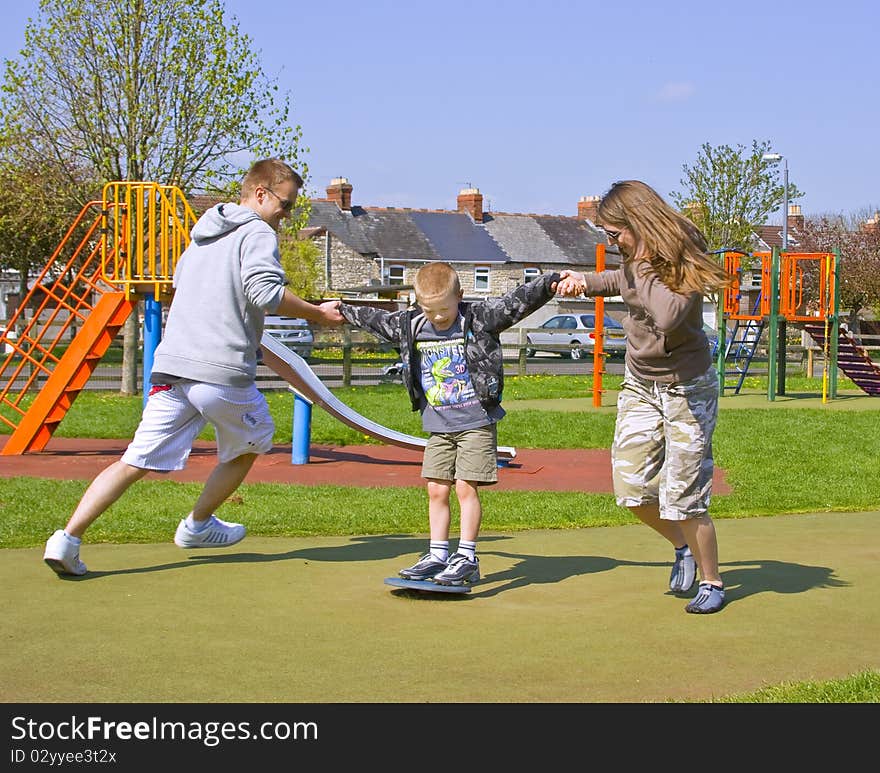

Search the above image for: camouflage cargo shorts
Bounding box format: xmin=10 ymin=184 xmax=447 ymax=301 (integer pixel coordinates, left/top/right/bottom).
xmin=611 ymin=365 xmax=719 ymax=520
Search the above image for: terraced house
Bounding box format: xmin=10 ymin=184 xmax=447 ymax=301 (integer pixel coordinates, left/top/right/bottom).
xmin=302 ymin=178 xmax=621 ymax=316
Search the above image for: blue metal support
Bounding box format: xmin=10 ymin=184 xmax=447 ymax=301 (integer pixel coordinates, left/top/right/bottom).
xmin=142 ymin=294 xmax=162 ymax=408
xmin=291 ymin=389 xmax=313 ymax=465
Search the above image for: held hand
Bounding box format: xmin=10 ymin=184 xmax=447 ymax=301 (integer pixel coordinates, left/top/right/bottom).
xmin=556 ymin=270 xmax=586 ymax=297
xmin=317 ymin=300 xmax=344 ymax=327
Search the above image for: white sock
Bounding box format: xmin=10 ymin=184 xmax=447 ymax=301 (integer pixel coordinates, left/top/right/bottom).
xmin=186 ymin=514 xmax=211 ymax=532
xmin=63 ymin=531 xmax=81 ymax=545
xmin=429 ymin=541 xmax=449 ymax=562
xmin=457 ymin=540 xmax=477 ymax=561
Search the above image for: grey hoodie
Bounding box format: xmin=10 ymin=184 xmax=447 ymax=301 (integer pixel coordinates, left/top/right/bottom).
xmin=150 ymin=203 xmax=287 ymax=386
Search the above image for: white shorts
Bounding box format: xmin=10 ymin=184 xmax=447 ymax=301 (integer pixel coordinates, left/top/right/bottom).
xmin=121 ymin=381 xmax=275 ymax=471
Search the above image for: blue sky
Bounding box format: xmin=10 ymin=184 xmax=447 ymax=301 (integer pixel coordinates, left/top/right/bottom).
xmin=2 ymin=0 xmax=878 ymax=223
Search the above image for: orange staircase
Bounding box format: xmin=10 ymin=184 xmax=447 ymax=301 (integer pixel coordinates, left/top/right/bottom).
xmin=2 ymin=293 xmax=136 ymax=453
xmin=0 ymin=183 xmax=195 ymax=454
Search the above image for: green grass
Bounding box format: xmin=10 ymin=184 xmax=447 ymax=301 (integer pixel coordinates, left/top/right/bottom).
xmin=707 ymin=668 xmax=880 ymax=703
xmin=4 ymin=374 xmax=879 ymax=548
xmin=2 ymin=374 xmax=878 ymax=702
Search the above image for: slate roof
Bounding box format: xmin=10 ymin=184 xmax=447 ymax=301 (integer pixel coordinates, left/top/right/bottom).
xmin=360 ymin=209 xmax=441 ymax=262
xmin=482 ymin=214 xmax=569 ymax=264
xmin=533 ymin=215 xmax=615 ymax=266
xmin=308 ymin=201 xmax=377 ymax=255
xmin=408 ymin=210 xmax=508 ymax=263
xmin=187 ymin=189 xmax=620 ymax=269
xmin=309 ymin=202 xmax=619 ymax=269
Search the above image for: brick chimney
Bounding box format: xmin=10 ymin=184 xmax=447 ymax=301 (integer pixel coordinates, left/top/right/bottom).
xmin=786 ymin=203 xmax=804 ymax=233
xmin=457 ymin=187 xmax=483 ymax=222
xmin=326 ymin=177 xmax=353 ymax=211
xmin=577 ymin=195 xmax=600 ymax=222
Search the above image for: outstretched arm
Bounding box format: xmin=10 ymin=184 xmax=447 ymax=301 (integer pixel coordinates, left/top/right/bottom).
xmin=557 ymin=269 xmax=623 ymax=298
xmin=339 ymin=303 xmax=405 ymax=345
xmin=276 ymin=290 xmax=344 ymax=327
xmin=479 ymin=272 xmax=561 ymax=332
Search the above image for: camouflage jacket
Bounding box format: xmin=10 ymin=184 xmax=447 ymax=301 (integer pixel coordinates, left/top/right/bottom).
xmin=340 ymin=272 xmax=560 ymax=412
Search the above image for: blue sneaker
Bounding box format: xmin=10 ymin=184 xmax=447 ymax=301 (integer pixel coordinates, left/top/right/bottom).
xmin=685 ymin=582 xmax=725 ymax=614
xmin=669 ymin=545 xmax=696 ymax=594
xmin=433 ymin=553 xmax=480 ymax=586
xmin=399 ymin=553 xmax=448 ymax=581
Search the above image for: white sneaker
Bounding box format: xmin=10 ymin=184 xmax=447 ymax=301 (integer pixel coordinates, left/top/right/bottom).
xmin=43 ymin=530 xmax=87 ymax=576
xmin=174 ymin=515 xmax=246 ymax=549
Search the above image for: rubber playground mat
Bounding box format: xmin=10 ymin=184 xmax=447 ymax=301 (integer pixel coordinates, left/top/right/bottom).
xmin=2 ymin=509 xmax=877 ymax=703
xmin=0 ymin=437 xmax=731 ymax=493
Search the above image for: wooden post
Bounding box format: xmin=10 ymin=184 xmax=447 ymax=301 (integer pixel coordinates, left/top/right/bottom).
xmin=342 ymin=326 xmax=352 ymax=387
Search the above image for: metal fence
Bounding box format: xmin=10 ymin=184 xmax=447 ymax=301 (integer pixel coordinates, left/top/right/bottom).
xmin=6 ymin=325 xmax=877 ymax=394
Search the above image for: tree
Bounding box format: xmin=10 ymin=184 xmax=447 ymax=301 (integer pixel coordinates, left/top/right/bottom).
xmin=1 ymin=0 xmax=308 ymax=392
xmin=672 ymin=140 xmax=803 ymax=252
xmin=279 ymin=235 xmax=323 ymax=301
xmin=797 ymin=209 xmax=880 ymax=334
xmin=0 ymin=150 xmax=97 ymax=331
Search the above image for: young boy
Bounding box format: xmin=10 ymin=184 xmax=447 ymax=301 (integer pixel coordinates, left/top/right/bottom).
xmin=340 ymin=262 xmax=559 ymax=586
xmin=42 ymin=158 xmax=343 ymax=576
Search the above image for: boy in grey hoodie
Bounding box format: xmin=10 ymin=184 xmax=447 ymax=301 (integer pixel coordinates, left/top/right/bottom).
xmin=43 ymin=159 xmax=343 ymax=576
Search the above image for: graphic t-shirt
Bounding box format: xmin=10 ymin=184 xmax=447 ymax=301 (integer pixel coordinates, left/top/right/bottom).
xmin=416 ymin=316 xmax=503 ymax=433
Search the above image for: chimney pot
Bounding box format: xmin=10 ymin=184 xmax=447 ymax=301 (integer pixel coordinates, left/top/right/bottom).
xmin=326 ymin=177 xmax=353 ymax=211
xmin=787 ymin=203 xmax=804 ymax=232
xmin=578 ymin=195 xmax=600 ymax=222
xmin=457 ymin=187 xmax=483 ymax=222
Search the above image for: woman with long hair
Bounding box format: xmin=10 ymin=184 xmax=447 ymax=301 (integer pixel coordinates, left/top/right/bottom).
xmin=559 ymin=180 xmax=731 ymax=613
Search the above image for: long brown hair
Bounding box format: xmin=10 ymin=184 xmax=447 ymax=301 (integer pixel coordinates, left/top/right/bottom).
xmin=598 ymin=180 xmax=731 ymax=294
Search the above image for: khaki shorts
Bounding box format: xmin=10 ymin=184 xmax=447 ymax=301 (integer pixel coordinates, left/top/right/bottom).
xmin=611 ymin=365 xmax=718 ymax=520
xmin=122 ymin=381 xmax=275 ymax=471
xmin=421 ymin=425 xmax=498 ymax=485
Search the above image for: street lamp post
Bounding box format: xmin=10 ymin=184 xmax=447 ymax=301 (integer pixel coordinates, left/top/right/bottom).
xmin=762 ymin=152 xmax=788 ymax=250
xmin=762 ymin=152 xmax=790 ymax=396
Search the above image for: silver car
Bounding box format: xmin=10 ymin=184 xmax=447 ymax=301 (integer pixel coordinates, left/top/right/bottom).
xmin=525 ymin=313 xmax=626 ymax=360
xmin=263 ymin=316 xmax=314 ymax=358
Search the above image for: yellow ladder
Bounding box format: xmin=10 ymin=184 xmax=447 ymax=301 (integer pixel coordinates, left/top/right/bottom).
xmin=0 ymin=183 xmax=196 ymax=454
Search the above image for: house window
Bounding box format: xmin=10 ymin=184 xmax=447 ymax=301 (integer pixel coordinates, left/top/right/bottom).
xmin=523 ymin=267 xmax=540 ymax=284
xmin=387 ymin=265 xmax=405 ymax=286
xmin=474 ymin=266 xmax=490 ymax=292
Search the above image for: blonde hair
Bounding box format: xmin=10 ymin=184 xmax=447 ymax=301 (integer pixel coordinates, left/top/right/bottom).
xmin=240 ymin=158 xmax=304 ymax=199
xmin=413 ymin=261 xmax=462 ymax=301
xmin=598 ymin=180 xmax=731 ymax=294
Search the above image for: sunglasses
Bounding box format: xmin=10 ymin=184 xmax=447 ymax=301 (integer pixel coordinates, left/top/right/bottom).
xmin=604 ymin=226 xmax=622 ymax=241
xmin=264 ymin=187 xmax=294 ymax=212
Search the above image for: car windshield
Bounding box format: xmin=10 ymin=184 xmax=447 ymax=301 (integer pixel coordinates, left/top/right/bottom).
xmin=579 ymin=315 xmax=623 ymax=329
